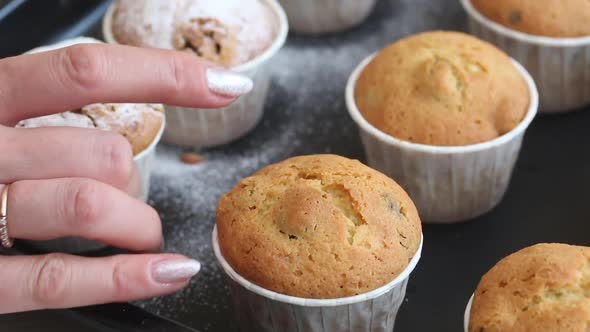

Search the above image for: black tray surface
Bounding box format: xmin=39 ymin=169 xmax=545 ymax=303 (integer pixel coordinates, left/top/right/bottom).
xmin=0 ymin=303 xmax=199 ymax=332
xmin=0 ymin=0 xmax=109 ymax=57
xmin=3 ymin=0 xmax=590 ymax=331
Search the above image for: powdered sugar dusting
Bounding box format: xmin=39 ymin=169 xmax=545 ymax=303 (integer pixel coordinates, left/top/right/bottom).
xmin=111 ymin=0 xmax=185 ymax=50
xmin=183 ymin=0 xmax=276 ymax=63
xmin=16 ymin=101 xmax=164 ymax=158
xmin=87 ymin=103 xmax=164 ymax=130
xmin=112 ymin=0 xmax=276 ymax=66
xmin=16 ymin=112 xmax=95 ymax=129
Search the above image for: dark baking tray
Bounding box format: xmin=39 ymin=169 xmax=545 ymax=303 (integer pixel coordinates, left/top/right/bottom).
xmin=0 ymin=303 xmax=199 ymax=332
xmin=3 ymin=0 xmax=590 ymax=331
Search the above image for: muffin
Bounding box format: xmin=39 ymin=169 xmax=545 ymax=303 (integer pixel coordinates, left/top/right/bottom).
xmin=347 ymin=31 xmax=538 ymax=223
xmin=110 ymin=0 xmax=276 ymax=67
xmin=16 ymin=103 xmax=164 ymax=253
xmin=470 ymin=0 xmax=590 ymax=38
xmin=461 ymin=0 xmax=590 ymax=112
xmin=103 ymin=0 xmax=288 ymax=148
xmin=214 ymin=154 xmax=423 ymax=331
xmin=17 ymin=103 xmax=164 ymax=158
xmin=355 ymin=31 xmax=529 ymax=147
xmin=278 ymin=0 xmax=377 ymax=34
xmin=467 ymin=243 xmax=590 ymax=332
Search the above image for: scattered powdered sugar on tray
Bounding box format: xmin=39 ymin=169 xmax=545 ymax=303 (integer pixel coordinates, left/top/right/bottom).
xmin=135 ymin=0 xmax=465 ymax=330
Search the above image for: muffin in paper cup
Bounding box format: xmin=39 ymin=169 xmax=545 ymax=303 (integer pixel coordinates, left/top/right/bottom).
xmin=213 ymin=154 xmax=423 ymax=332
xmin=460 ymin=0 xmax=590 ymax=113
xmin=278 ymin=0 xmax=376 ymax=34
xmin=162 ymin=64 xmax=271 ymax=148
xmin=346 ymin=50 xmax=539 ymax=223
xmin=213 ymin=227 xmax=423 ymax=332
xmin=102 ymin=0 xmax=289 ymax=148
xmin=464 ymin=243 xmax=590 ymax=331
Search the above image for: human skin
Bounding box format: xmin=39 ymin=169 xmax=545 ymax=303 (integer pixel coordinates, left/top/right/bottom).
xmin=0 ymin=43 xmax=251 ymax=313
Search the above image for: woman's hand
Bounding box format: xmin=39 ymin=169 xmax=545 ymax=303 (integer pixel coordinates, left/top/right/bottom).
xmin=0 ymin=43 xmax=252 ymax=313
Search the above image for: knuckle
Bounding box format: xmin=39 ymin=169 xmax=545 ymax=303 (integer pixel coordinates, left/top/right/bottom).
xmin=64 ymin=179 xmax=102 ymax=229
xmin=162 ymin=54 xmax=187 ymax=97
xmin=61 ymin=44 xmax=105 ymax=91
xmin=31 ymin=254 xmax=70 ymax=306
xmin=111 ymin=261 xmax=134 ymax=296
xmin=101 ymin=132 xmax=133 ymax=185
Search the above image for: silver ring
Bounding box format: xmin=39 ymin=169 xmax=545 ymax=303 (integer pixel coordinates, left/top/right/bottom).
xmin=0 ymin=185 xmax=14 ymax=248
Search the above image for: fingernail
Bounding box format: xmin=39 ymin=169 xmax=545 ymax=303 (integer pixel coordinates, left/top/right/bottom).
xmin=152 ymin=258 xmax=201 ymax=284
xmin=206 ymin=68 xmax=253 ymax=97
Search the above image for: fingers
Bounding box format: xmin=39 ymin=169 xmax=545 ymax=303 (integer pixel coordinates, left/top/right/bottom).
xmin=0 ymin=126 xmax=136 ymax=192
xmin=0 ymin=44 xmax=251 ymax=125
xmin=4 ymin=178 xmax=162 ymax=252
xmin=0 ymin=253 xmax=201 ymax=313
xmin=126 ymin=163 xmax=142 ymax=199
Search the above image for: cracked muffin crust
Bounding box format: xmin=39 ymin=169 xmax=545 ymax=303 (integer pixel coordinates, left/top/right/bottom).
xmin=355 ymin=31 xmax=529 ymax=146
xmin=111 ymin=0 xmax=276 ymax=67
xmin=470 ymin=0 xmax=590 ymax=38
xmin=172 ymin=17 xmax=237 ymax=66
xmin=469 ymin=243 xmax=590 ymax=332
xmin=17 ymin=103 xmax=164 ymax=156
xmin=216 ymin=154 xmax=422 ymax=299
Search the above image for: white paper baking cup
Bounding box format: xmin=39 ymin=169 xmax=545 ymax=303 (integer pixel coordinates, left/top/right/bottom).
xmin=460 ymin=0 xmax=590 ymax=113
xmin=102 ymin=0 xmax=288 ymax=148
xmin=26 ymin=36 xmax=102 ymax=53
xmin=346 ymin=54 xmax=539 ymax=223
xmin=278 ymin=0 xmax=376 ymax=34
xmin=23 ymin=119 xmax=165 ymax=254
xmin=464 ymin=294 xmax=473 ymax=332
xmin=133 ymin=117 xmax=165 ymax=202
xmin=213 ymin=226 xmax=423 ymax=332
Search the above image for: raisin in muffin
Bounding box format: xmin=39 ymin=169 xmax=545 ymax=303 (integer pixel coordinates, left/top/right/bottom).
xmin=469 ymin=243 xmax=590 ymax=332
xmin=470 ymin=0 xmax=590 ymax=38
xmin=110 ymin=0 xmax=276 ymax=67
xmin=17 ymin=103 xmax=164 ymax=156
xmin=355 ymin=31 xmax=530 ymax=146
xmin=216 ymin=154 xmax=422 ymax=299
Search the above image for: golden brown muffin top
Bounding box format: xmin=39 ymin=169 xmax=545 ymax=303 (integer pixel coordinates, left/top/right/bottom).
xmin=469 ymin=243 xmax=590 ymax=332
xmin=470 ymin=0 xmax=590 ymax=38
xmin=354 ymin=31 xmax=529 ymax=146
xmin=216 ymin=154 xmax=422 ymax=299
xmin=17 ymin=103 xmax=164 ymax=156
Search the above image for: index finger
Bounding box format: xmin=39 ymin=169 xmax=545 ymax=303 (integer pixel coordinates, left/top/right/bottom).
xmin=0 ymin=44 xmax=253 ymax=125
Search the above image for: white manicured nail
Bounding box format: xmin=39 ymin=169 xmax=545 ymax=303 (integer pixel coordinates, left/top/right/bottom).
xmin=152 ymin=258 xmax=201 ymax=284
xmin=206 ymin=68 xmax=253 ymax=97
